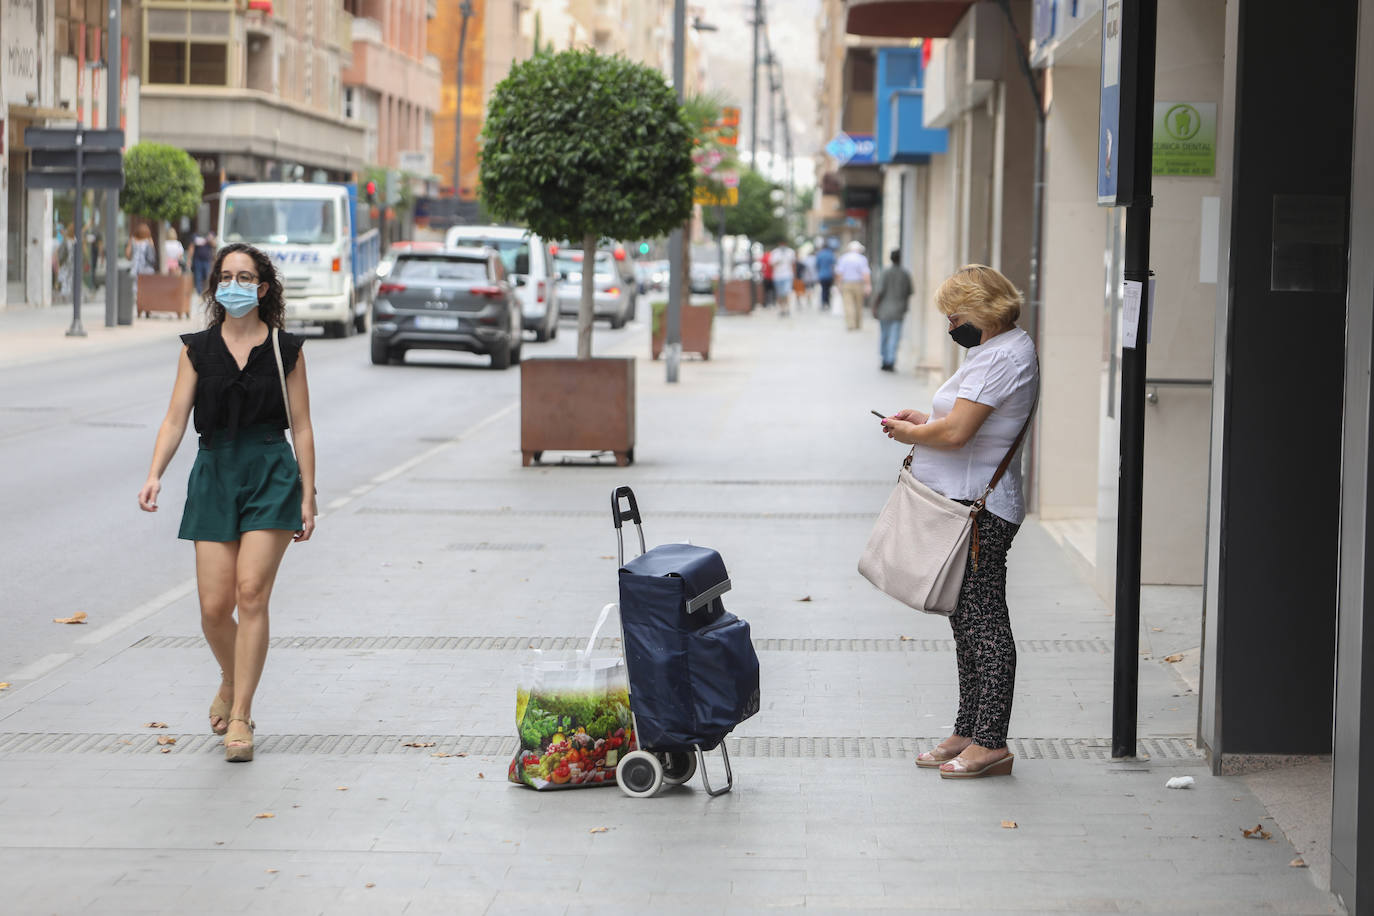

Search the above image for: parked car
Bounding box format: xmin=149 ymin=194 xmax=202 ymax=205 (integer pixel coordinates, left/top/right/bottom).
xmin=689 ymin=261 xmax=719 ymax=294
xmin=377 ymin=240 xmax=444 ymax=282
xmin=370 ymin=247 xmax=522 ymax=369
xmin=445 ymin=225 xmax=558 ymax=342
xmin=555 ymin=249 xmax=636 ymax=328
xmin=634 ymin=259 xmax=670 ymax=294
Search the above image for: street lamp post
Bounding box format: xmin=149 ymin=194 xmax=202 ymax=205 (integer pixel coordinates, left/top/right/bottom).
xmin=666 ymin=0 xmax=688 ymax=383
xmin=453 ymin=0 xmax=475 ymax=203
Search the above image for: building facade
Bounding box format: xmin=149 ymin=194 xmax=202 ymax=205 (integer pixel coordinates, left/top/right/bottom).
xmin=342 ymin=0 xmax=441 ymax=179
xmin=139 ymin=0 xmax=367 ymax=232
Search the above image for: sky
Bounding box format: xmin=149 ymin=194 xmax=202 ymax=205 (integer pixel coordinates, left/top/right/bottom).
xmin=692 ymin=0 xmax=824 ymax=163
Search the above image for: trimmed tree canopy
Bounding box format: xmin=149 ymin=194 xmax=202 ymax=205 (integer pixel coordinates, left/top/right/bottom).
xmin=479 ymin=50 xmax=695 ymax=246
xmin=120 ymin=142 xmax=203 ymax=223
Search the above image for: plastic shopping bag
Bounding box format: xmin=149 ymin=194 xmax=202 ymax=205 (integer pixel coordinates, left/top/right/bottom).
xmin=508 ymin=604 xmax=638 ymax=790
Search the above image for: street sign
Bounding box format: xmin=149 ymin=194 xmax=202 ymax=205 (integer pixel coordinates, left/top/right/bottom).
xmin=694 ymin=187 xmax=738 ymax=206
xmin=31 ymin=150 xmax=123 ymax=171
xmin=24 ymin=127 xmax=124 ymax=151
xmin=25 ymin=171 xmax=125 ymax=190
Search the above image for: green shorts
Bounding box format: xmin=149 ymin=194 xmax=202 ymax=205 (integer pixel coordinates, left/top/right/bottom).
xmin=178 ymin=425 xmax=303 ymax=542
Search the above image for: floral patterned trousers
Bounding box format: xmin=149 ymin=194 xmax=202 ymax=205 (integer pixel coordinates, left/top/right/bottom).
xmin=949 ymin=505 xmax=1020 ymax=749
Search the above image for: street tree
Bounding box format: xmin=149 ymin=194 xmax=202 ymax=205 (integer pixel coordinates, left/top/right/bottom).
xmin=713 ymin=168 xmax=786 ymax=248
xmin=120 ymin=142 xmax=203 ymax=228
xmin=480 ymin=49 xmax=695 ymax=359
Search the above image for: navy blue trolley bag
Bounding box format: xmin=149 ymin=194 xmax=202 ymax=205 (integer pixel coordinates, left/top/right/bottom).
xmin=610 ymin=486 xmax=761 ymax=799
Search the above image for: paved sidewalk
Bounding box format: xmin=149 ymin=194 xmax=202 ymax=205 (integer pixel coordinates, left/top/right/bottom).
xmin=0 ymin=298 xmax=197 ymax=369
xmin=0 ymin=304 xmax=1342 ymax=914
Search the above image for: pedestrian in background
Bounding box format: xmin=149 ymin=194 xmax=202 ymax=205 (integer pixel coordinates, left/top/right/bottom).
xmin=871 ymin=249 xmax=913 ymax=372
xmin=770 ymin=241 xmax=796 ymax=316
xmin=836 ymin=241 xmax=871 ymax=330
xmin=760 ymin=248 xmax=775 ymax=308
xmin=191 ymin=232 xmax=216 ymax=301
xmin=163 ymin=228 xmax=185 ymax=275
xmin=815 ymin=239 xmax=836 ymax=311
xmin=877 ymin=264 xmax=1038 ymax=779
xmin=137 ymin=243 xmax=317 ymax=764
xmin=800 ymin=246 xmax=818 ymax=309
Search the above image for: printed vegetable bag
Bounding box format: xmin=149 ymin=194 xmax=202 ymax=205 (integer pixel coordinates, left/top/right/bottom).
xmin=508 ymin=604 xmax=638 ymax=790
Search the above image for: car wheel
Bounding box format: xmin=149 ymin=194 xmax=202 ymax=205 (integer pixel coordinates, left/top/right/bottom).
xmin=489 ymin=340 xmax=511 ymax=370
xmin=534 ymin=325 xmax=549 ymax=343
xmin=353 ymin=307 xmax=368 ymax=334
xmin=370 ymin=337 xmax=391 ymax=365
xmin=511 ymin=340 xmax=522 ymax=365
xmin=609 ymin=312 xmax=625 ymax=330
xmin=550 ymin=321 xmax=559 ymax=340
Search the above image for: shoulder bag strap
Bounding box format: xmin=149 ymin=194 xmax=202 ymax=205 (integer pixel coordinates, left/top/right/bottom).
xmin=271 ymin=328 xmax=294 ymax=436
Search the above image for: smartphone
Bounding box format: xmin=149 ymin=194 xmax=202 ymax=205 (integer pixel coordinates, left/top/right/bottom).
xmin=871 ymin=410 xmax=888 ymax=420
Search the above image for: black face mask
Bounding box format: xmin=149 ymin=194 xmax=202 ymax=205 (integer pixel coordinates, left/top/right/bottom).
xmin=949 ymin=321 xmax=982 ymax=349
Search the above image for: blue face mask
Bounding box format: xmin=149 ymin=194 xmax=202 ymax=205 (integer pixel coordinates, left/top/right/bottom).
xmin=217 ymin=283 xmax=260 ymax=318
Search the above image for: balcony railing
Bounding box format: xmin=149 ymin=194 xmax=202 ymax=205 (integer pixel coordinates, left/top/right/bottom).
xmin=352 ymin=17 xmax=383 ymax=44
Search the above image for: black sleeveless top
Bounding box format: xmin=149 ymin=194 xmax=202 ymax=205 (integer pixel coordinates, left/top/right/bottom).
xmin=180 ymin=325 xmax=303 ymax=443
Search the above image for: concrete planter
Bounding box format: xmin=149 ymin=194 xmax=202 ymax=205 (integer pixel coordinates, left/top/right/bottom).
xmin=650 ymin=301 xmax=715 ymax=361
xmin=136 ymin=274 xmax=193 ymax=319
xmin=520 ymin=356 xmax=636 ymax=467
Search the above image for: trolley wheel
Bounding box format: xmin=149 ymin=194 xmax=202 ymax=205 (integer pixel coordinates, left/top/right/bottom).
xmin=659 ymin=751 xmax=697 ymax=787
xmin=616 ymin=751 xmax=664 ymax=798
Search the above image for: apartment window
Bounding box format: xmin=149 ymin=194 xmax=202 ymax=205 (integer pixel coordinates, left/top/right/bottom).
xmin=147 ymin=40 xmax=228 ymax=85
xmin=344 ymin=87 xmax=356 ymax=119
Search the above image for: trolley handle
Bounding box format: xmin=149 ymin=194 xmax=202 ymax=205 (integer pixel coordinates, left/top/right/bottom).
xmin=612 ymin=486 xmax=647 ymax=565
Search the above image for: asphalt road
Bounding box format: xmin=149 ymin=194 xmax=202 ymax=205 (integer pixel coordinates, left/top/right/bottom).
xmin=0 ymin=314 xmax=641 ymax=680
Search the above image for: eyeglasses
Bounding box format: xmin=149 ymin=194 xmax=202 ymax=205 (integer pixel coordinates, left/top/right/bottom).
xmin=217 ymin=271 xmax=260 ymax=289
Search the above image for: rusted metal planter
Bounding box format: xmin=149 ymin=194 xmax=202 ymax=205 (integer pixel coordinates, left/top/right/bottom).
xmin=650 ymin=301 xmax=715 ymax=361
xmin=520 ymin=356 xmax=635 ymax=467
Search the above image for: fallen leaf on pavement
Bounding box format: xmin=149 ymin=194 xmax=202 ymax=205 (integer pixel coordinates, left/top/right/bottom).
xmin=53 ymin=612 xmax=88 ymax=625
xmin=600 ymin=555 xmax=615 ymax=560
xmin=431 ymin=752 xmax=468 ymax=758
xmin=589 ymin=826 xmax=610 ymax=834
xmin=0 ymin=682 xmax=10 ymax=690
xmin=477 ymin=772 xmax=485 ymax=779
xmin=266 ymin=869 xmax=278 ymax=874
xmin=1163 ymin=653 xmax=1185 ymax=663
xmin=1001 ymin=820 xmax=1018 ymax=829
xmin=143 ymin=722 xmax=169 ymax=729
xmin=118 ymin=740 xmax=131 ymax=745
xmin=899 ymin=635 xmax=914 ymax=641
xmin=365 ymin=883 xmax=376 ymax=889
xmin=796 ymin=596 xmax=812 ymax=602
xmin=156 ymin=736 xmax=176 ymax=746
xmin=1242 ymin=824 xmax=1271 ymax=840
xmin=161 ymin=747 xmax=171 ymax=754
xmin=255 ymin=813 xmax=275 ymax=819
xmin=402 ymin=741 xmax=436 ymax=748
xmin=1290 ymin=857 xmax=1307 ymax=868
xmin=337 ymin=787 xmax=349 ymax=791
xmin=1152 ymin=627 xmax=1163 ymax=632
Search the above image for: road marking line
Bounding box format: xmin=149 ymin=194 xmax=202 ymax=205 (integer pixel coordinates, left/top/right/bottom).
xmin=76 ymin=579 xmax=198 ymax=646
xmin=6 ymin=653 xmax=74 ymax=682
xmin=366 ymin=402 xmax=517 ymax=488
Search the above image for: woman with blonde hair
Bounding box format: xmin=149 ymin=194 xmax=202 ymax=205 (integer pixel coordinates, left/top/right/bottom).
xmin=876 ymin=264 xmax=1038 ymax=779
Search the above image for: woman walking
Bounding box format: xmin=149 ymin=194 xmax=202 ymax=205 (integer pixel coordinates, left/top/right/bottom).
xmin=877 ymin=265 xmax=1038 ymax=779
xmin=137 ymin=243 xmax=316 ymax=763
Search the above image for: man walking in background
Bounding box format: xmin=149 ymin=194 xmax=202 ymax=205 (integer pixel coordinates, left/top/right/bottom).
xmin=815 ymin=239 xmax=836 ymax=311
xmin=871 ymin=249 xmax=913 ymax=371
xmin=835 ymin=241 xmax=871 ymax=331
xmin=770 ymin=241 xmax=796 ymax=316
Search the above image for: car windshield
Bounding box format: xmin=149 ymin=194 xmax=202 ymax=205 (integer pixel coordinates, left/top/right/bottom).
xmin=450 ymin=237 xmax=530 ymax=275
xmin=392 ymin=257 xmax=488 ymax=282
xmin=222 ymin=198 xmax=338 ymax=245
xmin=556 ymin=253 xmax=614 ymax=278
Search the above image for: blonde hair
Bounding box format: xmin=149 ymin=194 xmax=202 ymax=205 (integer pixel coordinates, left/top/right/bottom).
xmin=934 ymin=264 xmax=1023 ymax=330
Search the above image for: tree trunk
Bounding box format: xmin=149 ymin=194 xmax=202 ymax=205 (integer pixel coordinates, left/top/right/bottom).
xmin=577 ymin=231 xmax=596 ymax=360
xmin=680 ymin=223 xmax=691 ymax=304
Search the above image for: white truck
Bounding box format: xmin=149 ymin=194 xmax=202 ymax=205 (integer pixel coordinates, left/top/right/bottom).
xmin=218 ymin=182 xmax=380 ymax=337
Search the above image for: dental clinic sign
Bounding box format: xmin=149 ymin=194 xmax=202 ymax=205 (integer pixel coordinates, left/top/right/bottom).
xmin=1152 ymin=102 xmax=1216 ymax=177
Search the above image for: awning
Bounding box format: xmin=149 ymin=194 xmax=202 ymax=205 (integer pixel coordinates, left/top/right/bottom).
xmin=845 ymin=0 xmax=975 ymax=38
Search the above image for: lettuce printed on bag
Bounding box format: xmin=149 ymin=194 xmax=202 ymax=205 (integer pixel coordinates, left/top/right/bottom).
xmin=508 ymin=685 xmax=637 ymax=789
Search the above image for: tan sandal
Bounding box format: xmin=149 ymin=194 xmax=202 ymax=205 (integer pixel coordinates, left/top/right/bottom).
xmin=224 ymin=716 xmax=255 ymax=763
xmin=208 ymin=681 xmax=233 ymax=736
xmin=939 ymin=750 xmax=1014 ymax=779
xmin=916 ymin=737 xmax=972 ymax=769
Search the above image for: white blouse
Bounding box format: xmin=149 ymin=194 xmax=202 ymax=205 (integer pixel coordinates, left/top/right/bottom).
xmin=908 ymin=326 xmax=1038 ymax=524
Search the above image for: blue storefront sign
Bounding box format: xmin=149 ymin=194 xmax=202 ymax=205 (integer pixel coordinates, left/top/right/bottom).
xmin=826 ymin=132 xmax=877 ymax=167
xmin=1097 ymin=1 xmax=1123 ymax=205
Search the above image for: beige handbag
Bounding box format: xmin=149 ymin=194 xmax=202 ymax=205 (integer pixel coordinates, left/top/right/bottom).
xmin=859 ymin=402 xmax=1036 ymax=615
xmin=270 ymin=328 xmax=295 ymax=449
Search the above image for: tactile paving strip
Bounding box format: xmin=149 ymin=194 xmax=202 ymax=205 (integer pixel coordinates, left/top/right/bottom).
xmin=130 ymin=635 xmax=1114 ymax=654
xmin=0 ymin=732 xmax=1203 ymax=761
xmin=358 ymin=507 xmax=876 ymax=520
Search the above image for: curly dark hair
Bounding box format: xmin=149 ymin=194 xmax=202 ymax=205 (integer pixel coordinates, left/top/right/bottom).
xmin=203 ymin=242 xmax=286 ymax=329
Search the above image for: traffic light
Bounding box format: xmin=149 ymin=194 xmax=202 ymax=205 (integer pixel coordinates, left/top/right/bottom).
xmin=638 ymin=242 xmax=651 ymax=255
xmin=364 ymin=180 xmax=377 ymax=202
